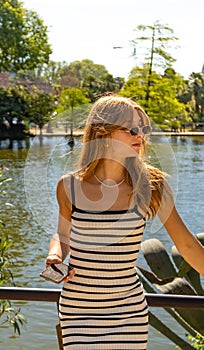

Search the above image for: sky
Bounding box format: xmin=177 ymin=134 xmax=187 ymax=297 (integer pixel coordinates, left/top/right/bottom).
xmin=22 ymin=0 xmax=204 ymax=79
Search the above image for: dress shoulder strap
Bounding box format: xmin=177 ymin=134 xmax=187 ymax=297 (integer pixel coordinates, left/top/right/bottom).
xmin=70 ymin=174 xmax=76 ymax=212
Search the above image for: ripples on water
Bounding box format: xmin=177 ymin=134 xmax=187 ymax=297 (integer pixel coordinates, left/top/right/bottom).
xmin=0 ymin=135 xmax=204 ymax=349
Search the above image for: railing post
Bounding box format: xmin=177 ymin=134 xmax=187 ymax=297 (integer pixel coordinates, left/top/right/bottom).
xmin=56 ymin=301 xmax=63 ymax=350
xmin=56 ymin=322 xmax=63 ymax=350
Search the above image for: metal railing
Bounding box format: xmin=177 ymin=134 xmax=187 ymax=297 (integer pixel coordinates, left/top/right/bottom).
xmin=1 ymin=287 xmax=204 ymax=350
xmin=1 ymin=286 xmax=204 ymax=308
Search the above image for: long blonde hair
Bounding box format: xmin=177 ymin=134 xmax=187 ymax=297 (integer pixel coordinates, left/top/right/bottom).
xmin=77 ymin=95 xmax=165 ymax=218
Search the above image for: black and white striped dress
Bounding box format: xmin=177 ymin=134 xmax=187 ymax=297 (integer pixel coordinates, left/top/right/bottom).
xmin=59 ymin=178 xmax=148 ymax=350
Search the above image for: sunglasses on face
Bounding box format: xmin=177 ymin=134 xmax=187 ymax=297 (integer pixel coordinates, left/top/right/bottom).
xmin=130 ymin=125 xmax=151 ymax=135
xmin=120 ymin=125 xmax=151 ymax=136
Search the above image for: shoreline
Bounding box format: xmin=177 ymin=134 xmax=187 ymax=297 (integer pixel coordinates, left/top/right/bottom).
xmin=31 ymin=131 xmax=204 ymax=137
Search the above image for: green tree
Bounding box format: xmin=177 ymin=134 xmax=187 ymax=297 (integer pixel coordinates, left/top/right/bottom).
xmin=81 ymin=73 xmax=121 ymax=102
xmin=178 ymin=73 xmax=204 ymax=123
xmin=28 ymin=87 xmax=56 ymax=136
xmin=56 ymin=87 xmax=90 ymax=143
xmin=120 ymin=65 xmax=149 ymax=102
xmin=68 ymin=59 xmax=109 ymax=81
xmin=55 ymin=64 xmax=80 ymax=89
xmin=23 ymin=60 xmax=72 ymax=87
xmin=0 ymin=86 xmax=29 ymax=123
xmin=54 ymin=59 xmax=110 ymax=91
xmin=147 ymin=72 xmax=187 ymax=128
xmin=131 ymin=21 xmax=179 ymax=103
xmin=14 ymin=59 xmax=122 ymax=99
xmin=0 ymin=0 xmax=52 ymax=72
xmin=0 ymin=86 xmax=29 ymax=141
xmin=121 ymin=65 xmax=186 ymax=128
xmin=43 ymin=61 xmax=71 ymax=86
xmin=188 ymin=73 xmax=204 ymax=121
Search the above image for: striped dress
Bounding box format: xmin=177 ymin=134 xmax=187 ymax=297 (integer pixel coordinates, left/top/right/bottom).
xmin=59 ymin=177 xmax=148 ymax=350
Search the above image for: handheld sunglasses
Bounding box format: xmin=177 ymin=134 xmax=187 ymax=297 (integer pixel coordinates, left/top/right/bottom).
xmin=121 ymin=125 xmax=151 ymax=136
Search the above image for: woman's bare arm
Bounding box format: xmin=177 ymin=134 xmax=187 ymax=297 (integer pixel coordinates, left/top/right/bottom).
xmin=46 ymin=175 xmax=72 ymax=265
xmin=157 ymin=181 xmax=204 ymax=276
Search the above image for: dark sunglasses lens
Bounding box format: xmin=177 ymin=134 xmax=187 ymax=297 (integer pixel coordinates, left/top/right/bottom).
xmin=143 ymin=125 xmax=151 ymax=134
xmin=130 ymin=127 xmax=139 ymax=136
xmin=130 ymin=126 xmax=151 ymax=135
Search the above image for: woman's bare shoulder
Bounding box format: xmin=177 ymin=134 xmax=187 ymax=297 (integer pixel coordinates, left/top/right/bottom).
xmin=56 ymin=173 xmax=74 ymax=208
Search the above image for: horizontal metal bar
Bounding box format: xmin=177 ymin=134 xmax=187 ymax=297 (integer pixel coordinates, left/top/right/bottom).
xmin=146 ymin=293 xmax=204 ymax=309
xmin=1 ymin=287 xmax=204 ymax=309
xmin=0 ymin=287 xmax=60 ymax=302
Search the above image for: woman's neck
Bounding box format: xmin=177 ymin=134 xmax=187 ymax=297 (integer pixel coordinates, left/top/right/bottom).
xmin=95 ymin=159 xmax=125 ymax=182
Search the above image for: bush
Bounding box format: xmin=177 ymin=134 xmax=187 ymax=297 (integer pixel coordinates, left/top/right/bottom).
xmin=0 ymin=166 xmax=26 ymax=335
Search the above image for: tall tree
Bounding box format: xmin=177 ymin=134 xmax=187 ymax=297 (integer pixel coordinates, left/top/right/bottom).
xmin=131 ymin=21 xmax=179 ymax=103
xmin=28 ymin=87 xmax=55 ymax=136
xmin=42 ymin=59 xmax=109 ymax=90
xmin=121 ymin=66 xmax=187 ymax=128
xmin=188 ymin=73 xmax=204 ymax=121
xmin=0 ymin=85 xmax=29 ymax=123
xmin=0 ymin=0 xmax=52 ymax=72
xmin=56 ymin=87 xmax=90 ymax=145
xmin=0 ymin=85 xmax=29 ymax=141
xmin=68 ymin=59 xmax=109 ymax=81
xmin=81 ymin=73 xmax=121 ymax=102
xmin=41 ymin=60 xmax=72 ymax=86
xmin=179 ymin=72 xmax=204 ymax=122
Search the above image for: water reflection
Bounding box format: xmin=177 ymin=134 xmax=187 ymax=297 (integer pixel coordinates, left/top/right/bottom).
xmin=0 ymin=135 xmax=204 ymax=349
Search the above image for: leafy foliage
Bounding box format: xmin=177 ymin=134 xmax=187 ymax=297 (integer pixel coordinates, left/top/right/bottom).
xmin=0 ymin=167 xmax=26 ymax=335
xmin=0 ymin=9 xmax=203 ymax=140
xmin=189 ymin=334 xmax=204 ymax=349
xmin=81 ymin=73 xmax=121 ymax=102
xmin=0 ymin=85 xmax=29 ymax=123
xmin=131 ymin=21 xmax=179 ymax=71
xmin=68 ymin=59 xmax=109 ymax=81
xmin=0 ymin=299 xmax=26 ymax=335
xmin=56 ymin=87 xmax=90 ymax=135
xmin=188 ymin=73 xmax=204 ymax=121
xmin=0 ymin=234 xmax=13 ymax=285
xmin=0 ymin=0 xmax=52 ymax=72
xmin=27 ymin=86 xmax=56 ymax=132
xmin=120 ymin=66 xmax=187 ymax=128
xmin=131 ymin=21 xmax=179 ymax=104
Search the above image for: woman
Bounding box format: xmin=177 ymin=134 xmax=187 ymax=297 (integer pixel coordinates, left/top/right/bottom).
xmin=46 ymin=95 xmax=204 ymax=350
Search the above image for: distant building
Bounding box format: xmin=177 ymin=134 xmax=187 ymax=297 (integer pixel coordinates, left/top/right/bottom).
xmin=202 ymin=63 xmax=204 ymax=74
xmin=11 ymin=76 xmax=53 ymax=94
xmin=0 ymin=71 xmax=53 ymax=93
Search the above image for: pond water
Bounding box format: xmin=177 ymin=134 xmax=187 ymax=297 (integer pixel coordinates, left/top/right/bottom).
xmin=0 ymin=134 xmax=204 ymax=349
